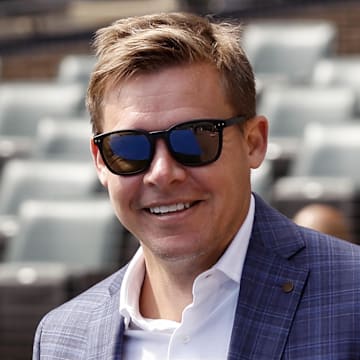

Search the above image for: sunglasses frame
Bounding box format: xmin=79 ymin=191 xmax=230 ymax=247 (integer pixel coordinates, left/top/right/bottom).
xmin=93 ymin=115 xmax=247 ymax=176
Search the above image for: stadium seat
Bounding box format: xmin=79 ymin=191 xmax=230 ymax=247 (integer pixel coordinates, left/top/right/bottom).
xmin=0 ymin=159 xmax=101 ymax=254
xmin=31 ymin=118 xmax=93 ymax=162
xmin=56 ymin=54 xmax=96 ymax=85
xmin=259 ymin=86 xmax=356 ymax=138
xmin=0 ymin=82 xmax=86 ymax=137
xmin=0 ymin=81 xmax=87 ymax=170
xmin=290 ymin=122 xmax=360 ymax=179
xmin=0 ymin=159 xmax=100 ymax=217
xmin=258 ymin=85 xmax=357 ymax=178
xmin=242 ymin=20 xmax=337 ymax=84
xmin=3 ymin=199 xmax=138 ymax=269
xmin=272 ymin=122 xmax=360 ymax=244
xmin=312 ymin=55 xmax=360 ymax=115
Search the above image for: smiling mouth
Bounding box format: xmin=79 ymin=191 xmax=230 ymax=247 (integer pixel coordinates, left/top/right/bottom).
xmin=149 ymin=202 xmax=193 ymax=215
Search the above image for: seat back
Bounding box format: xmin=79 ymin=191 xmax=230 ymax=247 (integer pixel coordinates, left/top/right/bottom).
xmin=4 ymin=199 xmax=131 ymax=269
xmin=0 ymin=159 xmax=100 ymax=216
xmin=258 ymin=85 xmax=356 ymax=138
xmin=312 ymin=56 xmax=360 ymax=115
xmin=313 ymin=56 xmax=360 ymax=88
xmin=0 ymin=82 xmax=86 ymax=137
xmin=291 ymin=122 xmax=360 ymax=179
xmin=56 ymin=54 xmax=96 ymax=85
xmin=242 ymin=21 xmax=337 ymax=83
xmin=32 ymin=118 xmax=92 ymax=162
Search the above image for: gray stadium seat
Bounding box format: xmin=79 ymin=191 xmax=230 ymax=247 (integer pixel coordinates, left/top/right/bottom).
xmin=312 ymin=56 xmax=360 ymax=115
xmin=290 ymin=122 xmax=360 ymax=179
xmin=259 ymin=85 xmax=356 ymax=178
xmin=3 ymin=199 xmax=137 ymax=269
xmin=272 ymin=122 xmax=360 ymax=244
xmin=242 ymin=20 xmax=337 ymax=84
xmin=0 ymin=81 xmax=87 ymax=170
xmin=259 ymin=86 xmax=356 ymax=138
xmin=0 ymin=82 xmax=86 ymax=137
xmin=0 ymin=159 xmax=100 ymax=217
xmin=31 ymin=118 xmax=93 ymax=162
xmin=56 ymin=54 xmax=96 ymax=85
xmin=0 ymin=159 xmax=101 ymax=253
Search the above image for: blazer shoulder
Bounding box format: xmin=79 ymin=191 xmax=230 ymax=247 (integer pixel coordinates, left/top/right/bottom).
xmin=33 ymin=267 xmax=127 ymax=359
xmin=297 ymin=225 xmax=360 ymax=263
xmin=252 ymin=194 xmax=360 ymax=264
xmin=40 ymin=266 xmax=126 ymax=326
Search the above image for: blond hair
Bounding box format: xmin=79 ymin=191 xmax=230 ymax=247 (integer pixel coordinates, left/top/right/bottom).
xmin=87 ymin=12 xmax=256 ymax=133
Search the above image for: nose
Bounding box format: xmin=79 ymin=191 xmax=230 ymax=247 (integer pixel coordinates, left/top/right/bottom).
xmin=143 ymin=139 xmax=187 ymax=188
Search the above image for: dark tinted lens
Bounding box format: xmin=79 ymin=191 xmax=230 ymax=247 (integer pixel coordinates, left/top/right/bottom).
xmin=103 ymin=132 xmax=151 ymax=174
xmin=169 ymin=122 xmax=220 ymax=165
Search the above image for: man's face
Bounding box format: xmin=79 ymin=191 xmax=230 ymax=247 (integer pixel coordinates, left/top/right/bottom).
xmin=91 ymin=63 xmax=267 ymax=272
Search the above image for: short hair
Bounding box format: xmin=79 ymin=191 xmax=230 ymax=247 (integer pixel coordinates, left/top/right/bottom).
xmin=87 ymin=12 xmax=256 ymax=134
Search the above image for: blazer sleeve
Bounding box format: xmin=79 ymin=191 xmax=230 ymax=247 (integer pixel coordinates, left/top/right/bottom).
xmin=32 ymin=317 xmax=44 ymax=360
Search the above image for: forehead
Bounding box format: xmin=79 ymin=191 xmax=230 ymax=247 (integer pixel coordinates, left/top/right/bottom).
xmin=102 ymin=63 xmax=234 ymax=131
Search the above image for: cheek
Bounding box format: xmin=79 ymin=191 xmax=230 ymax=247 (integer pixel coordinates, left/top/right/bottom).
xmin=213 ymin=146 xmax=252 ymax=205
xmin=218 ymin=139 xmax=251 ymax=184
xmin=106 ymin=175 xmax=142 ymax=221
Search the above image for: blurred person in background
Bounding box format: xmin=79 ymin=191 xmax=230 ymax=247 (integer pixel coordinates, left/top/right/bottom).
xmin=293 ymin=203 xmax=355 ymax=243
xmin=33 ymin=12 xmax=360 ymax=359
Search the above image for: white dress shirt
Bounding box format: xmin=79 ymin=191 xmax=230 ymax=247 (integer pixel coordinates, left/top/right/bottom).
xmin=119 ymin=195 xmax=255 ymax=359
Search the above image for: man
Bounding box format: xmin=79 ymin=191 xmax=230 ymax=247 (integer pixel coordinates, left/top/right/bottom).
xmin=33 ymin=12 xmax=360 ymax=359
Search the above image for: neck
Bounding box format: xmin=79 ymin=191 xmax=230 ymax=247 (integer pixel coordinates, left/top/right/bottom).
xmin=139 ymin=270 xmax=192 ymax=322
xmin=139 ymin=254 xmax=207 ymax=322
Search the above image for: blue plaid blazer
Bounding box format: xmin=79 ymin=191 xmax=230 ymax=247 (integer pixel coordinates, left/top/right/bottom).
xmin=33 ymin=194 xmax=360 ymax=359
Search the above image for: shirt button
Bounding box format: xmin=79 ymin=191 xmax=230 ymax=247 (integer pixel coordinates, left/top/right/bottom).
xmin=182 ymin=335 xmax=190 ymax=344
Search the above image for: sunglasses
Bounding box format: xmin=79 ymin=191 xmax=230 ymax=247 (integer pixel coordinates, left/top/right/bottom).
xmin=93 ymin=116 xmax=247 ymax=176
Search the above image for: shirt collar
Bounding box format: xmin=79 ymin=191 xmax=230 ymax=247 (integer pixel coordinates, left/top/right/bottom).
xmin=213 ymin=194 xmax=255 ymax=283
xmin=119 ymin=247 xmax=145 ymax=328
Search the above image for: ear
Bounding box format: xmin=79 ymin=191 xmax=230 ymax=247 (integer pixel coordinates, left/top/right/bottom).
xmin=90 ymin=138 xmax=108 ymax=187
xmin=244 ymin=115 xmax=268 ymax=169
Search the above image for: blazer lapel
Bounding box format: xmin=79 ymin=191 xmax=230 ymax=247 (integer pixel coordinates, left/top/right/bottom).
xmin=228 ymin=195 xmax=309 ymax=360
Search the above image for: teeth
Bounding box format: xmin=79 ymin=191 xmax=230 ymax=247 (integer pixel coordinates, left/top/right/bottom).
xmin=150 ymin=203 xmax=191 ymax=215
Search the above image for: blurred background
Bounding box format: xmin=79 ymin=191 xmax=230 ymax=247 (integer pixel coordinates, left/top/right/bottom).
xmin=1 ymin=0 xmax=360 ymax=358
